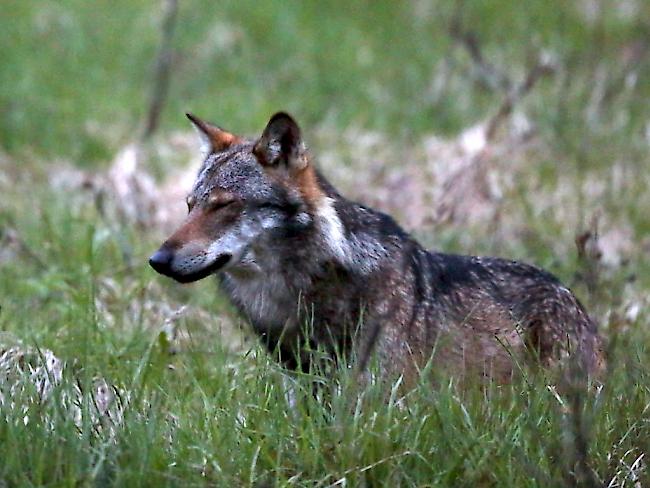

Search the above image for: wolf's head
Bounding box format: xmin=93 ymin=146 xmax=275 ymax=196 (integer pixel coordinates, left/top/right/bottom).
xmin=149 ymin=112 xmax=335 ymax=283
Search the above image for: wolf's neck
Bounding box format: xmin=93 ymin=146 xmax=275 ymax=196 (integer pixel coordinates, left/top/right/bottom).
xmin=312 ymin=192 xmax=404 ymax=276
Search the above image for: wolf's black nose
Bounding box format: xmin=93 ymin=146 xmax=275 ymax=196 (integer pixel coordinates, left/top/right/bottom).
xmin=149 ymin=247 xmax=174 ymax=274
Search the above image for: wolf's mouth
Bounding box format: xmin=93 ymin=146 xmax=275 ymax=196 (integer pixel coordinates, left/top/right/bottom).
xmin=154 ymin=254 xmax=232 ymax=284
xmin=176 ymin=254 xmax=231 ymax=283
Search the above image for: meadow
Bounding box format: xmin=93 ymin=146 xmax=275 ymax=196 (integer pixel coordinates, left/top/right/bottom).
xmin=1 ymin=1 xmax=649 ymax=485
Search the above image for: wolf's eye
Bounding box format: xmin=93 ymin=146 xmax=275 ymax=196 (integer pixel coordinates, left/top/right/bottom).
xmin=207 ymin=196 xmax=236 ymax=211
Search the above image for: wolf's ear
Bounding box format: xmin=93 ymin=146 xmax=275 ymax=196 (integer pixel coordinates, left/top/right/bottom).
xmin=253 ymin=112 xmax=308 ymax=171
xmin=186 ymin=113 xmax=241 ymax=156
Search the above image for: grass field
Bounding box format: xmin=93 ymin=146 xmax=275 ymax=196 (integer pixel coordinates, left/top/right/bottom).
xmin=1 ymin=1 xmax=650 ymax=485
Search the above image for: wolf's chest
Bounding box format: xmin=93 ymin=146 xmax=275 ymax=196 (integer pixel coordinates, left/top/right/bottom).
xmin=220 ymin=271 xmax=300 ymax=331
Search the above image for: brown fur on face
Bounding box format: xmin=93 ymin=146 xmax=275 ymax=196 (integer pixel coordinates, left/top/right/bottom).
xmin=164 ymin=190 xmax=242 ymax=252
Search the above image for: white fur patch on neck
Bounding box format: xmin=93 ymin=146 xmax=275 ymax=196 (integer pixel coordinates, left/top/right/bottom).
xmin=314 ymin=198 xmax=389 ymax=275
xmin=315 ymin=197 xmax=350 ymax=264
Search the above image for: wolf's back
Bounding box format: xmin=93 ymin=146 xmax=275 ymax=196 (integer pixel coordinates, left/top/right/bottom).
xmin=406 ymin=251 xmax=605 ymax=378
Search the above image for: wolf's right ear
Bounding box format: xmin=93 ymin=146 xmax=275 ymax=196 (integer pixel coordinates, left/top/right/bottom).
xmin=253 ymin=112 xmax=308 ymax=171
xmin=186 ymin=113 xmax=241 ymax=157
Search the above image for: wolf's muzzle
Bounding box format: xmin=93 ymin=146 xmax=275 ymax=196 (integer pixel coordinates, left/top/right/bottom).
xmin=149 ymin=246 xmax=231 ymax=283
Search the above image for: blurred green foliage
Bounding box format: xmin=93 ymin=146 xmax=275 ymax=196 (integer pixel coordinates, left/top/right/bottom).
xmin=2 ymin=0 xmax=649 ymax=166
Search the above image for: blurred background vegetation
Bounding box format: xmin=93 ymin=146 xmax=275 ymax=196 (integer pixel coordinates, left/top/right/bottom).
xmin=1 ymin=0 xmax=649 ymax=485
xmin=2 ymin=0 xmax=648 ymax=164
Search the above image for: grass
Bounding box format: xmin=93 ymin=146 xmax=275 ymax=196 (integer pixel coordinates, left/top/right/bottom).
xmin=1 ymin=0 xmax=650 ymax=485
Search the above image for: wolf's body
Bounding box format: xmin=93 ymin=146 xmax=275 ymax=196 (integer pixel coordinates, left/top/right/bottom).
xmin=150 ymin=112 xmax=604 ymax=383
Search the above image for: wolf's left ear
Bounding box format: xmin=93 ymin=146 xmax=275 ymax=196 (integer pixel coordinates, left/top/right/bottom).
xmin=253 ymin=112 xmax=308 ymax=171
xmin=186 ymin=113 xmax=241 ymax=156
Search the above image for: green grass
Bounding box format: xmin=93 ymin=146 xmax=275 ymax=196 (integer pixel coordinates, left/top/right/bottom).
xmin=2 ymin=0 xmax=650 ymax=485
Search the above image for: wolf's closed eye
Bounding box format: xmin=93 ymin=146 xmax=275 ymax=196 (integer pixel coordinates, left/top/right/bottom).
xmin=209 ymin=200 xmax=235 ymax=211
xmin=207 ymin=196 xmax=236 ymax=212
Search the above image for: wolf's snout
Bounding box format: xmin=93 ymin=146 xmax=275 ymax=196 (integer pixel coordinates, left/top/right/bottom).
xmin=149 ymin=245 xmax=232 ymax=283
xmin=149 ymin=247 xmax=174 ymax=275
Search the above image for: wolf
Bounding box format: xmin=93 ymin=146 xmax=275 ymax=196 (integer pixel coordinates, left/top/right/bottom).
xmin=149 ymin=112 xmax=605 ymax=384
